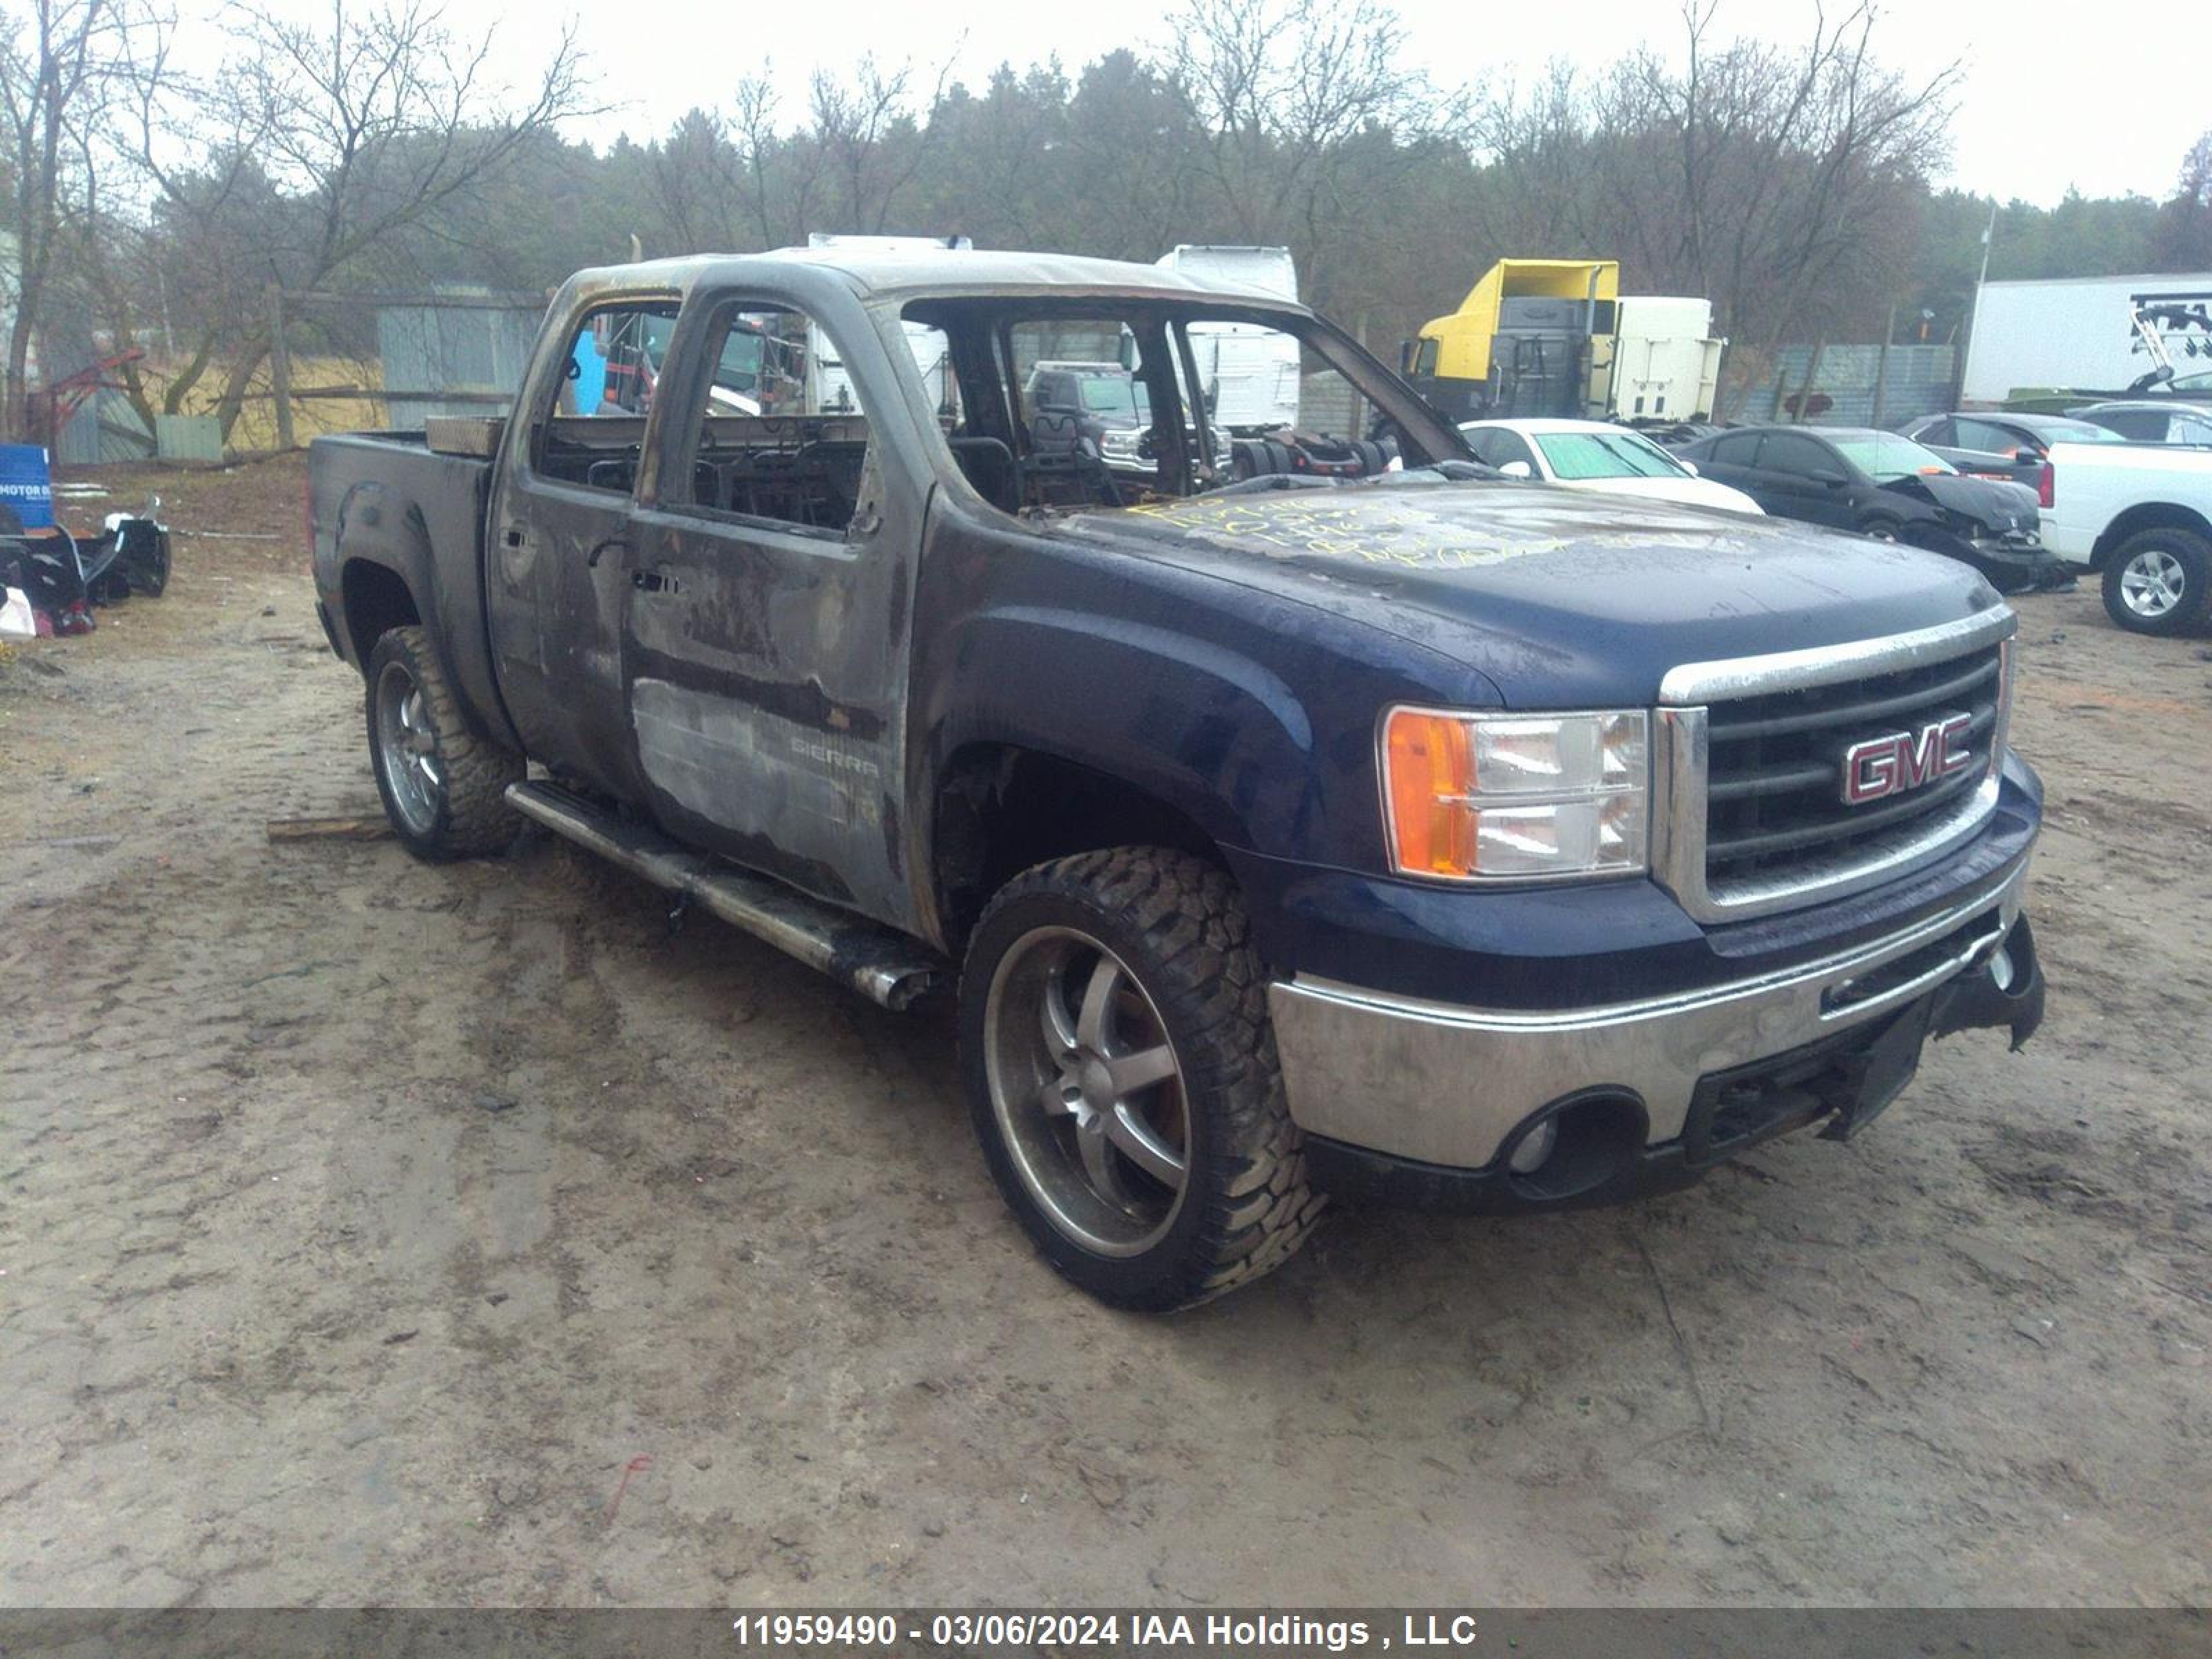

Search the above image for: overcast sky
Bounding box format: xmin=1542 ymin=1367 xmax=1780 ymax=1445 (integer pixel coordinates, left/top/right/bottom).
xmin=184 ymin=0 xmax=2192 ymax=211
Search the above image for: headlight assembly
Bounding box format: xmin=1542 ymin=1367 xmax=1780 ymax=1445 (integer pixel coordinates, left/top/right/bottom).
xmin=1381 ymin=707 xmax=1650 ymax=881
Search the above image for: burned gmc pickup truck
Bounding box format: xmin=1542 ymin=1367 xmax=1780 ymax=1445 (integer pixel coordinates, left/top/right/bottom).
xmin=309 ymin=247 xmax=2045 ymax=1310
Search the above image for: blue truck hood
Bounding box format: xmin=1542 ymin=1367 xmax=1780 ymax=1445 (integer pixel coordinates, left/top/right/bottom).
xmin=1062 ymin=476 xmax=2002 ymax=707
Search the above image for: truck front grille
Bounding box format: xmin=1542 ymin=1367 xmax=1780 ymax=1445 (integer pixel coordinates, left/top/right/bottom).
xmin=1651 ymin=610 xmax=2017 ymax=923
xmin=1703 ymin=643 xmax=2004 ymax=888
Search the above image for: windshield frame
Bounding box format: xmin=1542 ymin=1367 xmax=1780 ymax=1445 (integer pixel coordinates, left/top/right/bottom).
xmin=894 ymin=291 xmax=1475 ymax=514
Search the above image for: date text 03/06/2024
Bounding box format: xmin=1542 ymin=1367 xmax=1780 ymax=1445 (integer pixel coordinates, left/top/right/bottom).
xmin=727 ymin=1613 xmax=1483 ymax=1650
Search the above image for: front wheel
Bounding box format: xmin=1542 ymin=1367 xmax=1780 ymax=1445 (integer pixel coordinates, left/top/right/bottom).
xmin=2101 ymin=527 xmax=2212 ymax=636
xmin=959 ymin=847 xmax=1322 ymax=1311
xmin=365 ymin=625 xmax=524 ymax=861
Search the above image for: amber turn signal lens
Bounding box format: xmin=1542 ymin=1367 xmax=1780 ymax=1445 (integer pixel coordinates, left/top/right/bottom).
xmin=1384 ymin=709 xmax=1474 ymax=875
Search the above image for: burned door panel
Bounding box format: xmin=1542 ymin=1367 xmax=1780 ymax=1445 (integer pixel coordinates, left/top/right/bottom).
xmin=486 ymin=294 xmax=679 ymax=797
xmin=494 ymin=477 xmax=641 ymax=794
xmin=620 ymin=293 xmax=925 ymax=932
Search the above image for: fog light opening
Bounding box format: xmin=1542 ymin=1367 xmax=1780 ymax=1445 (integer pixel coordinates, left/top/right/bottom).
xmin=1499 ymin=1090 xmax=1648 ymax=1201
xmin=1507 ymin=1116 xmax=1559 ymax=1175
xmin=1988 ymin=944 xmax=2015 ymax=993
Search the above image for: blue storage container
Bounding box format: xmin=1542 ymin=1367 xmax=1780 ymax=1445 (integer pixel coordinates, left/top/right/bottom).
xmin=0 ymin=443 xmax=55 ymax=529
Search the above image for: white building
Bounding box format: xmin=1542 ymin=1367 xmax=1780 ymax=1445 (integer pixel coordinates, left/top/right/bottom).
xmin=1962 ymin=272 xmax=2212 ymax=403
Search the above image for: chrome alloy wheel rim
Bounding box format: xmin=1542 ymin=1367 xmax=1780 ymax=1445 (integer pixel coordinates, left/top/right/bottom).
xmin=2120 ymin=547 xmax=2185 ymax=618
xmin=983 ymin=926 xmax=1192 ymax=1256
xmin=374 ymin=659 xmax=443 ymax=834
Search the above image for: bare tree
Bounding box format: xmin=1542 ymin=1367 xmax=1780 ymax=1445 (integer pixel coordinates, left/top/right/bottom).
xmin=1615 ymin=5 xmax=1955 ymax=364
xmin=645 ymin=108 xmax=749 ymax=254
xmin=0 ymin=0 xmax=148 ymax=439
xmin=641 ymin=75 xmax=803 ymax=255
xmin=726 ymin=74 xmax=789 ymax=247
xmin=131 ymin=0 xmax=591 ymax=441
xmin=803 ymin=53 xmax=951 ymax=236
xmin=1159 ymin=0 xmax=1455 ymax=301
xmin=1462 ymin=1 xmax=1955 ymax=402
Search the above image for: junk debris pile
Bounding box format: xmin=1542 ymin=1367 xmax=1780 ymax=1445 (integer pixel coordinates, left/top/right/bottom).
xmin=0 ymin=442 xmax=172 ymax=640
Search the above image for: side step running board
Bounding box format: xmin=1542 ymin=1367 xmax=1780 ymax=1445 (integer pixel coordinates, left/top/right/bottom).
xmin=505 ymin=780 xmax=946 ymax=1011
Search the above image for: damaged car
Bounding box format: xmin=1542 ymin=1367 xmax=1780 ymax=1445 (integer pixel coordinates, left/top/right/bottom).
xmin=1674 ymin=424 xmax=2070 ymax=593
xmin=309 ymin=248 xmax=2047 ymax=1310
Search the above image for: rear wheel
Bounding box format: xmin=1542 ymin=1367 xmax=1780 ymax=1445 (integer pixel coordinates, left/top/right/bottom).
xmin=960 ymin=847 xmax=1321 ymax=1311
xmin=366 ymin=625 xmax=524 ymax=861
xmin=2101 ymin=527 xmax=2212 ymax=636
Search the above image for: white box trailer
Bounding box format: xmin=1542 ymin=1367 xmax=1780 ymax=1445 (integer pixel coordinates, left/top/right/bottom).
xmin=1962 ymin=272 xmax=2212 ymax=404
xmin=1155 ymin=245 xmax=1302 ymax=433
xmin=1603 ymin=296 xmax=1724 ymax=422
xmin=803 ymin=234 xmax=968 ymax=416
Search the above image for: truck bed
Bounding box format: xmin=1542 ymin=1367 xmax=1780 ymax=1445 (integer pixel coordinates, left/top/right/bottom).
xmin=308 ymin=431 xmax=514 ymax=747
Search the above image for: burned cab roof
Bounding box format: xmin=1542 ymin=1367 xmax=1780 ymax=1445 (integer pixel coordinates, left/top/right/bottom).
xmin=774 ymin=245 xmax=1313 ymax=306
xmin=554 ymin=247 xmax=1317 ymax=313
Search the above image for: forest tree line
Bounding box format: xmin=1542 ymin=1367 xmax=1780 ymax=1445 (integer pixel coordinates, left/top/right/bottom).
xmin=5 ymin=0 xmax=2211 ymax=443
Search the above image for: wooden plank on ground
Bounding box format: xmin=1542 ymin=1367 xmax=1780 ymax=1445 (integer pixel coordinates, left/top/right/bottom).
xmin=266 ymin=815 xmax=391 ymax=843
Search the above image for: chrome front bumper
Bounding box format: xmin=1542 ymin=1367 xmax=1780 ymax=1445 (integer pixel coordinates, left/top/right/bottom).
xmin=1267 ymin=855 xmax=2032 ymax=1172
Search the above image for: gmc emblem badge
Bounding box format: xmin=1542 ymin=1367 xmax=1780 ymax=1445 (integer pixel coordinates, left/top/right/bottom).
xmin=1841 ymin=714 xmax=1974 ymax=805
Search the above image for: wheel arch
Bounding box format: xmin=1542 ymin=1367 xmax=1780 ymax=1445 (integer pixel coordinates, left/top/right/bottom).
xmin=2090 ymin=503 xmax=2212 ymax=568
xmin=327 ymin=467 xmax=523 ymax=752
xmin=927 ymin=742 xmax=1243 ymax=955
xmin=339 ymin=556 xmax=421 ymax=668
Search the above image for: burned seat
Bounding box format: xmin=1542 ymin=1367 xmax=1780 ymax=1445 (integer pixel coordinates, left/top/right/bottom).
xmin=1024 ymin=409 xmax=1121 ymax=509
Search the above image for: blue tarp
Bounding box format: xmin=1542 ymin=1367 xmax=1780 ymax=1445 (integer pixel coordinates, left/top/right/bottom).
xmin=570 ymin=330 xmax=608 ymax=413
xmin=0 ymin=443 xmax=55 ymax=529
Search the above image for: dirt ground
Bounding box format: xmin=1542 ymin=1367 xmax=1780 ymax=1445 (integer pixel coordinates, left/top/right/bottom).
xmin=3 ymin=454 xmax=2209 ymax=1610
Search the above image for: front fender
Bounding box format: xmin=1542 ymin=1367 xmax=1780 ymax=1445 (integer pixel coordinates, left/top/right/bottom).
xmin=906 ymin=500 xmax=1497 ymax=912
xmin=922 ymin=601 xmax=1320 ymax=859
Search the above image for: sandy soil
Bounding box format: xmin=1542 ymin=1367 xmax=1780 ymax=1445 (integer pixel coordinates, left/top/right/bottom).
xmin=2 ymin=455 xmax=2208 ymax=1609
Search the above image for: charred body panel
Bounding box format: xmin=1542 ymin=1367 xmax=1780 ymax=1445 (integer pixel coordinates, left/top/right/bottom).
xmin=605 ymin=275 xmax=937 ymax=930
xmin=310 ymin=438 xmax=521 ymax=751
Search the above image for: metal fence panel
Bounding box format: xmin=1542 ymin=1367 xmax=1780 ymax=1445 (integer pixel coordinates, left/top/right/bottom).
xmin=1734 ymin=344 xmax=1956 ymax=427
xmin=1298 ymin=372 xmax=1361 ymax=436
xmin=155 ymin=413 xmax=224 ymax=462
xmin=375 ymin=299 xmax=542 ymax=429
xmin=56 ymin=388 xmax=155 ymax=465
